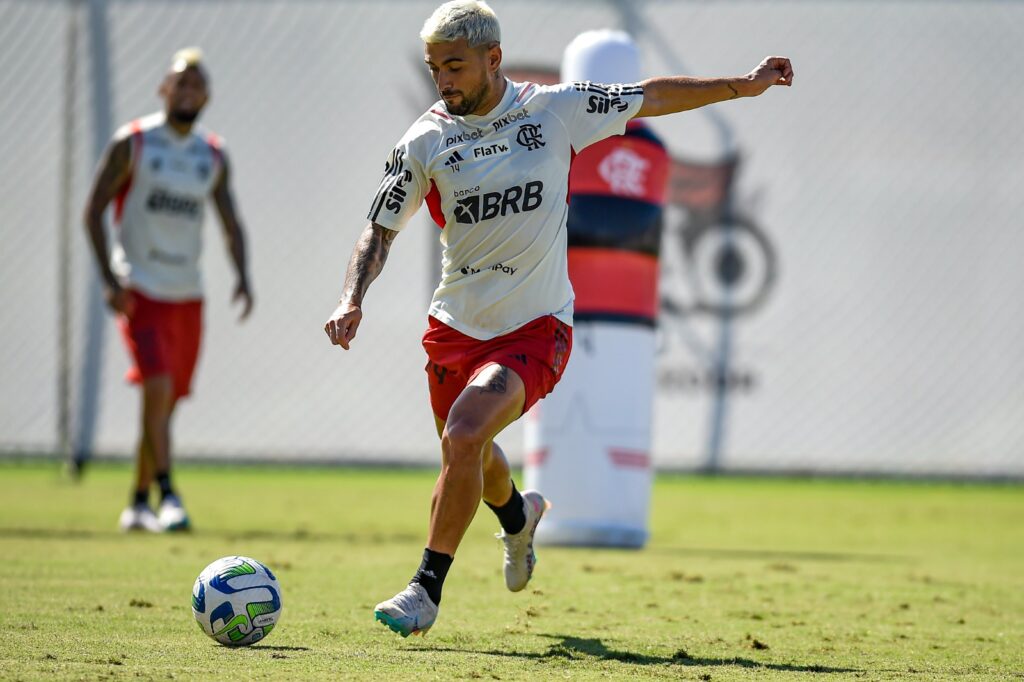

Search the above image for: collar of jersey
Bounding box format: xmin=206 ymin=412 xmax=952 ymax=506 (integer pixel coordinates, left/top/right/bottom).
xmin=150 ymin=110 xmax=198 ymax=144
xmin=452 ymin=78 xmax=516 ymax=128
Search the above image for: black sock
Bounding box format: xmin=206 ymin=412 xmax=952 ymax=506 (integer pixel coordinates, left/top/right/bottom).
xmin=410 ymin=548 xmax=453 ymax=606
xmin=132 ymin=489 xmax=149 ymax=507
xmin=486 ymin=481 xmax=526 ymax=535
xmin=155 ymin=472 xmax=174 ymax=501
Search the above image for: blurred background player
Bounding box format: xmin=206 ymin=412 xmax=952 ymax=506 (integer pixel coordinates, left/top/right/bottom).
xmin=83 ymin=47 xmax=253 ymax=532
xmin=524 ymin=30 xmax=670 ymax=548
xmin=324 ymin=0 xmax=791 ymax=637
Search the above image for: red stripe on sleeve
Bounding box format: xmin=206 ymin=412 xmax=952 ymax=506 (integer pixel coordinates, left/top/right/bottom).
xmin=566 ymin=147 xmax=577 ymax=205
xmin=515 ymin=83 xmax=535 ymax=103
xmin=206 ymin=132 xmax=223 ymax=163
xmin=425 ymin=179 xmax=445 ymax=229
xmin=113 ymin=121 xmax=143 ymax=225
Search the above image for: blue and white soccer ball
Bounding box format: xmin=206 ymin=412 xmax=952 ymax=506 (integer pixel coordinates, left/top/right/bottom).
xmin=191 ymin=556 xmax=283 ymax=646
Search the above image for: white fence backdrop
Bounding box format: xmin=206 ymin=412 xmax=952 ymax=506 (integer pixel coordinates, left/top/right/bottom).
xmin=1 ymin=0 xmax=1022 ymax=476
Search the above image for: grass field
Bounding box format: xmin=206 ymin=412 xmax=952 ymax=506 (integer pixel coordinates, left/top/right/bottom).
xmin=0 ymin=461 xmax=1022 ymax=680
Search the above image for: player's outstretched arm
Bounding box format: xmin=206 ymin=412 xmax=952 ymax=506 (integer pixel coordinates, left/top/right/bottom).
xmin=83 ymin=136 xmax=134 ymax=316
xmin=211 ymin=151 xmax=253 ymax=321
xmin=324 ymin=222 xmax=398 ymax=351
xmin=636 ymin=56 xmax=793 ymax=118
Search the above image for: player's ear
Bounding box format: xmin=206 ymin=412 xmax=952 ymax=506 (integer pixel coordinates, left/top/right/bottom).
xmin=487 ymin=42 xmax=502 ymax=74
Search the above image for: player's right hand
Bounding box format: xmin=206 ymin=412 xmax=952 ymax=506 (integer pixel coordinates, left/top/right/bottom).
xmin=746 ymin=56 xmax=794 ymax=96
xmin=324 ymin=301 xmax=362 ymax=350
xmin=105 ymin=285 xmax=135 ymax=317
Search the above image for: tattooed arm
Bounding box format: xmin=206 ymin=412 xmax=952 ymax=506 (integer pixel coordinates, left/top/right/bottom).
xmin=636 ymin=56 xmax=793 ymax=118
xmin=211 ymin=150 xmax=253 ymax=321
xmin=324 ymin=221 xmax=399 ymax=350
xmin=83 ymin=135 xmax=134 ymax=315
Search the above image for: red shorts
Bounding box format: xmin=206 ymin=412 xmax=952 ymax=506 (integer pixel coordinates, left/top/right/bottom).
xmin=117 ymin=289 xmax=203 ymax=399
xmin=422 ymin=315 xmax=573 ymax=422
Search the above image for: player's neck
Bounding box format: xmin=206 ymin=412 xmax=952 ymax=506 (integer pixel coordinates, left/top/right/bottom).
xmin=470 ymin=74 xmax=507 ymax=117
xmin=164 ymin=114 xmax=195 ymax=138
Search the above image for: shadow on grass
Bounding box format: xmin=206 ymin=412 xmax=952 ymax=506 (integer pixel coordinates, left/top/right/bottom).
xmin=644 ymin=546 xmax=905 ymax=564
xmin=0 ymin=527 xmax=419 ymax=545
xmin=419 ymin=635 xmax=860 ymax=674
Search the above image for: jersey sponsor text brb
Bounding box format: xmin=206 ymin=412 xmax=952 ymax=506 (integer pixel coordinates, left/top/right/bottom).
xmin=367 ymin=79 xmax=644 ymax=340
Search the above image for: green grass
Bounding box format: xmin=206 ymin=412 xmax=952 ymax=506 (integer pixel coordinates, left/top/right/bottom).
xmin=1 ymin=461 xmax=1022 ymax=680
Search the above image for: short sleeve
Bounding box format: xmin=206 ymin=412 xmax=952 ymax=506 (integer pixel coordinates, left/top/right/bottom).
xmin=366 ymin=136 xmax=429 ymax=232
xmin=550 ymin=81 xmax=645 ymax=152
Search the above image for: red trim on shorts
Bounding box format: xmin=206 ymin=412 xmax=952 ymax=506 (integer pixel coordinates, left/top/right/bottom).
xmin=425 ymin=179 xmax=445 ymax=228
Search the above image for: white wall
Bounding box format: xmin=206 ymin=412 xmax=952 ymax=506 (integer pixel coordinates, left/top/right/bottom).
xmin=1 ymin=0 xmax=1021 ymax=476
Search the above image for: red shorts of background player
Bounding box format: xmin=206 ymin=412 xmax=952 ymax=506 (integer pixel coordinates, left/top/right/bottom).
xmin=116 ymin=289 xmax=203 ymax=400
xmin=422 ymin=315 xmax=573 ymax=423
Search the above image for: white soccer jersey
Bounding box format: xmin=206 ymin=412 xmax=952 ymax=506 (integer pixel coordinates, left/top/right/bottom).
xmin=110 ymin=112 xmax=223 ymax=301
xmin=368 ymin=79 xmax=644 ymax=340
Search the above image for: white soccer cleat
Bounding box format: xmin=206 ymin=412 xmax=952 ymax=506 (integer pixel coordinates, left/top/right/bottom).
xmin=157 ymin=494 xmax=191 ymax=532
xmin=374 ymin=583 xmax=438 ymax=638
xmin=498 ymin=490 xmax=550 ymax=592
xmin=118 ymin=503 xmax=162 ymax=533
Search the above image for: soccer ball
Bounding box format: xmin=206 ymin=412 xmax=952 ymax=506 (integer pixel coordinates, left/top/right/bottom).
xmin=191 ymin=556 xmax=282 ymax=646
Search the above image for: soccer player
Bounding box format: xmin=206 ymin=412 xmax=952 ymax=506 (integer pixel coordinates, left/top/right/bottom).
xmin=83 ymin=48 xmax=253 ymax=533
xmin=324 ymin=0 xmax=792 ymax=636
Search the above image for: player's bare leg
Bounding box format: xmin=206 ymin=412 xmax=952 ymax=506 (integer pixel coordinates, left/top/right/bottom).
xmin=137 ymin=376 xmax=190 ymax=531
xmin=141 ymin=375 xmax=175 ymax=483
xmin=427 ymin=424 xmax=512 ymax=514
xmin=120 ymin=375 xmax=173 ymax=532
xmin=375 ymin=364 xmax=525 ymax=637
xmin=429 ymin=363 xmax=525 ymax=554
xmin=482 ymin=439 xmax=550 ymax=591
xmin=482 ymin=441 xmax=512 ymax=506
xmin=149 ymin=378 xmax=191 ymax=528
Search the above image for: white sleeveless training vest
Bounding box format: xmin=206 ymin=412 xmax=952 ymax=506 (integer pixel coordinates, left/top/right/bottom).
xmin=110 ymin=111 xmax=223 ymax=301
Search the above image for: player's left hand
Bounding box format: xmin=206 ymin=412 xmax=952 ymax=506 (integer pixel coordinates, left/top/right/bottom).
xmin=233 ymin=279 xmax=253 ymax=321
xmin=746 ymin=56 xmax=794 ymax=96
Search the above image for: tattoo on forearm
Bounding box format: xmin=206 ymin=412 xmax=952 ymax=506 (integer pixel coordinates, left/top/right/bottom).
xmin=342 ymin=225 xmax=396 ymax=305
xmin=727 ymin=83 xmax=740 ymax=100
xmin=477 ymin=366 xmax=508 ymax=395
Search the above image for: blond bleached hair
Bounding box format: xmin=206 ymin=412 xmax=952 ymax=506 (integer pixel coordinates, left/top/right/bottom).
xmin=170 ymin=46 xmax=204 ymax=72
xmin=420 ymin=1 xmax=501 ymax=47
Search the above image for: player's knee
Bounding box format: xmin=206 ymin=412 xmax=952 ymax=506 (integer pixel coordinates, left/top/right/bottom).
xmin=442 ymin=421 xmax=488 ymax=467
xmin=142 ymin=375 xmax=174 ymax=402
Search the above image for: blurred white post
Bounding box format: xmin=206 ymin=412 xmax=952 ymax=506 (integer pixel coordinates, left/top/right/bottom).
xmin=59 ymin=0 xmax=81 ymax=468
xmin=524 ymin=26 xmax=665 ymax=548
xmin=74 ymin=0 xmax=114 ymax=465
xmin=524 ymin=326 xmax=657 ymax=547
